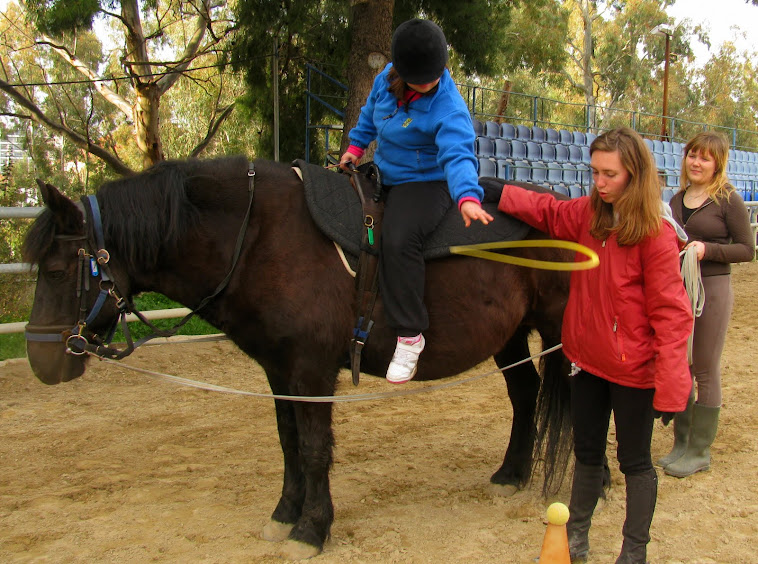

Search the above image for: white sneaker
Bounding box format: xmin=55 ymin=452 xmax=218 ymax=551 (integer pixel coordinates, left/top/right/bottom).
xmin=386 ymin=335 xmax=425 ymax=384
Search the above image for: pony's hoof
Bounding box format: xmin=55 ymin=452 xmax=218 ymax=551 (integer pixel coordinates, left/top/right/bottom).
xmin=262 ymin=519 xmax=294 ymax=542
xmin=487 ymin=482 xmax=519 ymax=497
xmin=280 ymin=539 xmax=321 ymax=560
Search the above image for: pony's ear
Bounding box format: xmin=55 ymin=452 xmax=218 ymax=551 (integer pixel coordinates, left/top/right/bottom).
xmin=35 ymin=179 xmax=84 ymax=235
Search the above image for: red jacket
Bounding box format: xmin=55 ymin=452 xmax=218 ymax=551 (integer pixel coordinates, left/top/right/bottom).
xmin=499 ymin=185 xmax=693 ymax=412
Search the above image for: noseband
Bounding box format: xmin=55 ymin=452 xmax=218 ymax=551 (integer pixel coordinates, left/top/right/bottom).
xmin=25 ymin=162 xmax=257 ymax=359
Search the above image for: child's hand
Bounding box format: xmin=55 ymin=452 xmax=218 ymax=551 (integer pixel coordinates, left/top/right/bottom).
xmin=460 ymin=201 xmax=494 ymax=227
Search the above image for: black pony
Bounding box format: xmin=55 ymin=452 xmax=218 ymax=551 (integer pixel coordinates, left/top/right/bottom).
xmin=23 ymin=156 xmax=573 ymax=559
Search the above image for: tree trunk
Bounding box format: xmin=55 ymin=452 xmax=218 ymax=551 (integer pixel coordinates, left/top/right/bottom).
xmin=495 ymin=79 xmax=512 ymax=123
xmin=134 ymin=83 xmax=164 ymax=167
xmin=341 ymin=0 xmax=394 ymax=159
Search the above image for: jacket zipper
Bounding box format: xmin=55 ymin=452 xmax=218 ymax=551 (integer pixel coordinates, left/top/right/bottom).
xmin=613 ymin=316 xmax=626 ymax=361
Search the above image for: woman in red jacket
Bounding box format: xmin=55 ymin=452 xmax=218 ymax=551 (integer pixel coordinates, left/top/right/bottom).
xmin=498 ymin=127 xmax=693 ymax=564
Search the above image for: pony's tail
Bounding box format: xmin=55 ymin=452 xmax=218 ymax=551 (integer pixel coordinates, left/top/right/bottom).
xmin=533 ymin=341 xmax=574 ymax=497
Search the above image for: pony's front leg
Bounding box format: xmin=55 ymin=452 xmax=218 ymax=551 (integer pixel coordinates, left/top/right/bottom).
xmin=283 ymin=399 xmax=335 ymax=557
xmin=263 ymin=397 xmax=305 ymax=541
xmin=263 ymin=365 xmax=336 ymax=560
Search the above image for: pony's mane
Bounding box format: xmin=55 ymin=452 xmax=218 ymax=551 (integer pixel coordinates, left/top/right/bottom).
xmin=23 ymin=155 xmax=250 ymax=271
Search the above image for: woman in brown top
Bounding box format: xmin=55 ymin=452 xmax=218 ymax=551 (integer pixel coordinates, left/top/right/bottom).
xmin=662 ymin=131 xmax=754 ymax=478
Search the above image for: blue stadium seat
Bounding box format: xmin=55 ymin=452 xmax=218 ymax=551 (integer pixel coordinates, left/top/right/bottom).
xmin=653 ymin=153 xmax=666 ymax=169
xmin=473 ymin=120 xmax=484 ymax=136
xmin=576 ymin=164 xmax=591 ymax=186
xmin=559 ymin=129 xmax=573 ymax=145
xmin=553 ymin=184 xmax=570 ymax=196
xmin=667 ymin=172 xmax=679 ymax=187
xmin=531 ymin=162 xmax=548 ymax=184
xmin=568 ymin=185 xmax=585 ymax=198
xmin=586 ymin=133 xmax=597 ymax=146
xmin=541 ymin=142 xmax=557 ymax=163
xmin=510 ymin=140 xmax=527 ymax=161
xmin=496 ymin=159 xmax=511 ymax=180
xmin=478 ymin=158 xmax=497 ymax=177
xmin=494 ymin=138 xmax=511 ymax=159
xmin=484 ymin=120 xmax=501 ymax=138
xmin=511 ymin=160 xmax=531 ymax=182
xmin=555 ymin=144 xmax=569 ymax=164
xmin=652 ymin=140 xmax=664 ymax=153
xmin=662 ymin=188 xmax=675 ymax=203
xmin=663 ymin=154 xmax=676 ymax=171
xmin=526 ymin=141 xmax=542 ymax=162
xmin=532 ymin=126 xmax=546 ymax=143
xmin=662 ymin=141 xmax=674 ymax=154
xmin=643 ymin=138 xmax=654 ymax=152
xmin=562 ymin=163 xmax=579 ymax=185
xmin=572 ymin=131 xmax=586 ymax=145
xmin=546 ymin=128 xmax=560 ymax=144
xmin=476 ymin=137 xmax=495 ymax=158
xmin=546 ymin=165 xmax=563 ymax=186
xmin=568 ymin=144 xmax=583 ymax=164
xmin=515 ymin=124 xmax=532 ymax=140
xmin=580 ymin=145 xmax=591 ymax=164
xmin=500 ymin=123 xmax=517 ymax=139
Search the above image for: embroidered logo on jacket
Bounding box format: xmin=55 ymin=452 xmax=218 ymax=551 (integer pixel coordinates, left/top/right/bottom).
xmin=402 ymin=118 xmax=413 ymax=128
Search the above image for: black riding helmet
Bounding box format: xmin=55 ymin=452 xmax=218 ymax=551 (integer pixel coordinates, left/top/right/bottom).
xmin=391 ymin=19 xmax=448 ymax=84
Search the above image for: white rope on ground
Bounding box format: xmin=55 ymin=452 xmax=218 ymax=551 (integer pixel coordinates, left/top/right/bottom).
xmin=680 ymin=245 xmax=705 ymax=364
xmin=96 ymin=343 xmax=563 ymax=403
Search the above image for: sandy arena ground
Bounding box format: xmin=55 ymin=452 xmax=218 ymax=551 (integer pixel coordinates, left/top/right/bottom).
xmin=1 ymin=261 xmax=757 ymax=563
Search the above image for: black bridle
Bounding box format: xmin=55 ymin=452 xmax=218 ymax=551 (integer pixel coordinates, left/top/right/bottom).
xmin=25 ymin=162 xmax=257 ymax=360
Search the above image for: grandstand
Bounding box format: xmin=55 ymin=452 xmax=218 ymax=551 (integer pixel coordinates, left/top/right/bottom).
xmin=474 ymin=120 xmax=758 ymax=202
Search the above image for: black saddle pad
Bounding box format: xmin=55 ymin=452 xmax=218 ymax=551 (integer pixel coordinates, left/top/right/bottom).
xmin=293 ymin=159 xmax=530 ymax=268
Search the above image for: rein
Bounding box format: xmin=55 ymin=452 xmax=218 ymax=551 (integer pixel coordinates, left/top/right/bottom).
xmin=25 ymin=162 xmax=257 ymax=359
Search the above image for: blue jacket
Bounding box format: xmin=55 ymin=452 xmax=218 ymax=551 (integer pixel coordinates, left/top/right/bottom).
xmin=348 ymin=63 xmax=482 ymax=204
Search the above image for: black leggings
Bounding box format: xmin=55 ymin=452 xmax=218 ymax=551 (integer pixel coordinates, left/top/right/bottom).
xmin=571 ymin=370 xmax=655 ymax=476
xmin=379 ymin=181 xmax=452 ymax=336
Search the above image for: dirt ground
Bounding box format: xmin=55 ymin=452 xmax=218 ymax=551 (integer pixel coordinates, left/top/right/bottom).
xmin=1 ymin=261 xmax=757 ymax=564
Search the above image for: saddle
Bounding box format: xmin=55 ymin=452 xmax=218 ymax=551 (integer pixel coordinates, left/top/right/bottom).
xmin=293 ymin=159 xmax=529 ymax=271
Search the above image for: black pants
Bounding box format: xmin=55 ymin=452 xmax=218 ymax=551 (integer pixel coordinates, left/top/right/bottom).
xmin=571 ymin=370 xmax=655 ymax=476
xmin=379 ymin=181 xmax=452 ymax=337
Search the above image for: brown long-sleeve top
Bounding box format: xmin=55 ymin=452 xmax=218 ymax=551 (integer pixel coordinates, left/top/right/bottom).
xmin=669 ymin=187 xmax=755 ymax=277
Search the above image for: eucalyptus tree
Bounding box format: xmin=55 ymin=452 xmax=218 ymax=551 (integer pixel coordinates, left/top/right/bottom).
xmin=0 ymin=0 xmax=238 ymax=174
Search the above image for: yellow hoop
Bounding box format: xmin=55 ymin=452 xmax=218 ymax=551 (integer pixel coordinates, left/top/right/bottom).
xmin=449 ymin=240 xmax=600 ymax=271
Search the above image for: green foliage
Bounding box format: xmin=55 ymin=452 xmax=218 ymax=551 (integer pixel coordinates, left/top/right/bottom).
xmin=24 ymin=0 xmax=100 ymax=36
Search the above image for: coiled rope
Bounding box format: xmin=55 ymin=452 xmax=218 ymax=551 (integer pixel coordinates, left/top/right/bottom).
xmin=680 ymin=245 xmax=705 ymax=363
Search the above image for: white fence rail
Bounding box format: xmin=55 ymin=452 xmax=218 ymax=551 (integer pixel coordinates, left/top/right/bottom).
xmin=3 ymin=202 xmax=757 ymax=336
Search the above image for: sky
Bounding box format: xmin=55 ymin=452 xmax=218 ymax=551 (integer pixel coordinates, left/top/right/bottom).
xmin=667 ymin=0 xmax=757 ymax=63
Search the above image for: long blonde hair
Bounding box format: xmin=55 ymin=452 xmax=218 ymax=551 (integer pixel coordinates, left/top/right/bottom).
xmin=680 ymin=131 xmax=733 ymax=200
xmin=589 ymin=127 xmax=661 ymax=245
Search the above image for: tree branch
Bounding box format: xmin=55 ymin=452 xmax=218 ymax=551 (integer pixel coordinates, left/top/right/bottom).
xmin=0 ymin=77 xmax=134 ymax=176
xmin=189 ymin=102 xmax=235 ymax=157
xmin=36 ymin=34 xmax=133 ymax=117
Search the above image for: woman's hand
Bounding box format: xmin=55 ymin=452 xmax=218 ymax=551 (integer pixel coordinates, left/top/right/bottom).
xmin=460 ymin=201 xmax=494 ymax=227
xmin=684 ymin=240 xmax=705 ymax=260
xmin=339 ymin=151 xmax=360 ymax=172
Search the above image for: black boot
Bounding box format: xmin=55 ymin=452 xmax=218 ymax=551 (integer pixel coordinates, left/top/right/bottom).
xmin=567 ymin=461 xmax=605 ymax=563
xmin=615 ymin=469 xmax=657 ymax=564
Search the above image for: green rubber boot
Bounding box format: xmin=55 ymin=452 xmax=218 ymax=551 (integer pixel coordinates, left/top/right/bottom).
xmin=657 ymin=391 xmax=695 ymax=468
xmin=664 ymin=405 xmax=720 ymax=478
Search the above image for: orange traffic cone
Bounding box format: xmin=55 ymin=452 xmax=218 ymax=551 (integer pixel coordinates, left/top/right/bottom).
xmin=539 ymin=502 xmax=571 ymax=564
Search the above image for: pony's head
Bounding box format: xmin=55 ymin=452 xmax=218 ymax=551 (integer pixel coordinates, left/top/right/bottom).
xmin=23 ymin=181 xmax=125 ymax=384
